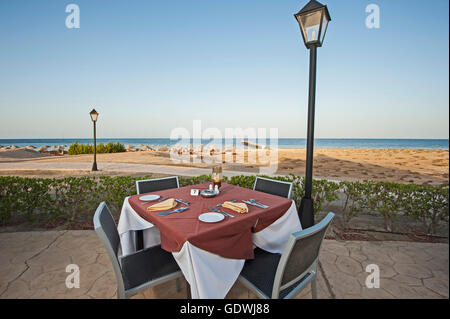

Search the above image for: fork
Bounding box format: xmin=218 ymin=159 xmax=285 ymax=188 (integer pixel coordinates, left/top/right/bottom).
xmin=157 ymin=207 xmax=189 ymax=217
xmin=141 ymin=195 xmax=169 ymax=205
xmin=209 ymin=207 xmax=235 ymax=218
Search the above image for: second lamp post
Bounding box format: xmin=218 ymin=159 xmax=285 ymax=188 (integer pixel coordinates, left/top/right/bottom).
xmin=294 ymin=0 xmax=331 ymax=228
xmin=90 ymin=109 xmax=99 ymax=171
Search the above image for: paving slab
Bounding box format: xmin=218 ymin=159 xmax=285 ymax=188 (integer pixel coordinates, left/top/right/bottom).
xmin=0 ymin=231 xmax=448 ymax=299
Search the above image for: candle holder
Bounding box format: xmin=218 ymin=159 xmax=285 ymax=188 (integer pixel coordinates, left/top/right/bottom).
xmin=212 ymin=165 xmax=223 ymax=189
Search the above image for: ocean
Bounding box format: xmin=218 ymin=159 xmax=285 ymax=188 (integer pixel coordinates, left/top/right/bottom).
xmin=0 ymin=138 xmax=448 ymax=150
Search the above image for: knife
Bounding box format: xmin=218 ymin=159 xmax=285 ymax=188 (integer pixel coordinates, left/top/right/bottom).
xmin=156 ymin=207 xmax=189 ymax=217
xmin=242 ymin=200 xmax=267 ymax=209
xmin=175 ymin=198 xmax=190 ymax=206
xmin=249 ymin=199 xmax=269 ymax=209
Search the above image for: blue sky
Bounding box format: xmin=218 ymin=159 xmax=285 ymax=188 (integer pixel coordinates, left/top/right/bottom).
xmin=0 ymin=0 xmax=448 ymax=139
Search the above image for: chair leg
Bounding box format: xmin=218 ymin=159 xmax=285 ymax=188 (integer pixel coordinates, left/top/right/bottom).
xmin=176 ymin=278 xmax=181 ymax=292
xmin=135 ymin=230 xmax=144 ymax=251
xmin=186 ymin=280 xmax=192 ymax=299
xmin=117 ymin=286 xmax=126 ymax=299
xmin=311 ymin=277 xmax=318 ymax=299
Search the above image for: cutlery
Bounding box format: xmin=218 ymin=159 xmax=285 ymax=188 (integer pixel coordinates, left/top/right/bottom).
xmin=157 ymin=207 xmax=189 ymax=217
xmin=249 ymin=199 xmax=269 ymax=209
xmin=242 ymin=200 xmax=267 ymax=209
xmin=176 ymin=198 xmax=190 ymax=206
xmin=140 ymin=200 xmax=157 ymax=205
xmin=209 ymin=207 xmax=235 ymax=218
xmin=141 ymin=195 xmax=169 ymax=205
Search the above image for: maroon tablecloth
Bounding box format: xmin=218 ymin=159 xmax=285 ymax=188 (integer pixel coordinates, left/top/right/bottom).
xmin=128 ymin=182 xmax=292 ymax=259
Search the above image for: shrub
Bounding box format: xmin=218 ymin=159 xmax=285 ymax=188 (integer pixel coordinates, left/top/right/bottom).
xmin=179 ymin=175 xmax=214 ymax=187
xmin=401 ymin=184 xmax=449 ymax=235
xmin=362 ymin=181 xmax=409 ymax=232
xmin=0 ymin=177 xmax=55 ymax=224
xmin=340 ymin=181 xmax=367 ymax=224
xmin=68 ymin=141 xmax=126 ymax=155
xmin=228 ymin=175 xmax=256 ymax=189
xmin=311 ymin=178 xmax=340 ymax=213
xmin=0 ymin=175 xmax=448 ymax=235
xmin=68 ymin=142 xmax=93 ymax=155
xmin=0 ymin=175 xmax=151 ymax=226
xmin=103 ymin=141 xmax=126 ymax=153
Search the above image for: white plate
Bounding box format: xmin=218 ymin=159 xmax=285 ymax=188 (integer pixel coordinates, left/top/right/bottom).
xmin=198 ymin=212 xmax=225 ymax=223
xmin=139 ymin=194 xmax=160 ymax=201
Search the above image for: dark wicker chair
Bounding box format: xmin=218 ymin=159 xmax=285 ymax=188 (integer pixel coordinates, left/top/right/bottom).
xmin=136 ymin=176 xmax=179 ymax=195
xmin=93 ymin=202 xmax=183 ymax=299
xmin=134 ymin=176 xmax=180 ymax=250
xmin=253 ymin=177 xmax=293 ymax=199
xmin=238 ymin=212 xmax=335 ymax=299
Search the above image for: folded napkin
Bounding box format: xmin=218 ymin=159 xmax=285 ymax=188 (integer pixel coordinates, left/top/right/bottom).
xmin=147 ymin=198 xmax=177 ymax=212
xmin=222 ymin=201 xmax=248 ymax=214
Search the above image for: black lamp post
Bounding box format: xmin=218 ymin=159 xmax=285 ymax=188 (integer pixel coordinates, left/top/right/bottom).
xmin=89 ymin=109 xmax=99 ymax=171
xmin=294 ymin=0 xmax=331 ymax=228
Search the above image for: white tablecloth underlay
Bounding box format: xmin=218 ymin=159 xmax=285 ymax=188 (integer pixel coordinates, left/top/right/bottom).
xmin=118 ymin=197 xmax=302 ymax=299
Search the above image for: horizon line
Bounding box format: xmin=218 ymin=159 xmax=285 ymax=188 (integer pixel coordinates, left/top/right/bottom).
xmin=0 ymin=137 xmax=449 ymax=141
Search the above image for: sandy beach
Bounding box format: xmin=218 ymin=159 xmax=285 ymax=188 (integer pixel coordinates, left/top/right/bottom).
xmin=0 ymin=147 xmax=448 ymax=185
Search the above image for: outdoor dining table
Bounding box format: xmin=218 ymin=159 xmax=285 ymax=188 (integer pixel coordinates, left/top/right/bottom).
xmin=117 ymin=182 xmax=302 ymax=299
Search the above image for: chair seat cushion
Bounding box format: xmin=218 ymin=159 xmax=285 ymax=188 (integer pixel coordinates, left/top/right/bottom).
xmin=120 ymin=245 xmax=180 ymax=290
xmin=240 ymin=248 xmax=282 ymax=297
xmin=240 ymin=247 xmax=311 ymax=298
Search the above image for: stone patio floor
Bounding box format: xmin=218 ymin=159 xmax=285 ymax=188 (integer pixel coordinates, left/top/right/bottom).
xmin=0 ymin=230 xmax=448 ymax=299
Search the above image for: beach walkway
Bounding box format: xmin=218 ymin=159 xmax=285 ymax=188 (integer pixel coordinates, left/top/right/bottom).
xmin=0 ymin=161 xmax=257 ymax=177
xmin=0 ymin=230 xmax=447 ymax=299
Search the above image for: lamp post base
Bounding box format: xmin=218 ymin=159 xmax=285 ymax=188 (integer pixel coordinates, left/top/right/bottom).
xmin=299 ymin=197 xmax=314 ymax=228
xmin=92 ymin=162 xmax=98 ymax=171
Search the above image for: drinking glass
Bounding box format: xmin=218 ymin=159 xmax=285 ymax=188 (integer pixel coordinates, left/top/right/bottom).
xmin=212 ymin=165 xmax=223 ymax=189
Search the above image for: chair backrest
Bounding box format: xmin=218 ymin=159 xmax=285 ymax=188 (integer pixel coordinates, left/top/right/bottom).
xmin=93 ymin=202 xmax=125 ymax=294
xmin=136 ymin=176 xmax=179 ymax=195
xmin=272 ymin=212 xmax=335 ymax=298
xmin=253 ymin=177 xmax=293 ymax=199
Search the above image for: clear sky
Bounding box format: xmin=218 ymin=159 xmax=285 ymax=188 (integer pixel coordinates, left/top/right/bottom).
xmin=0 ymin=0 xmax=448 ymax=139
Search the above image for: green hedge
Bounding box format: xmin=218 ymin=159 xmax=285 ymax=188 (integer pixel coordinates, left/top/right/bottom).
xmin=68 ymin=141 xmax=126 ymax=155
xmin=0 ymin=175 xmax=148 ymax=227
xmin=0 ymin=175 xmax=448 ymax=235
